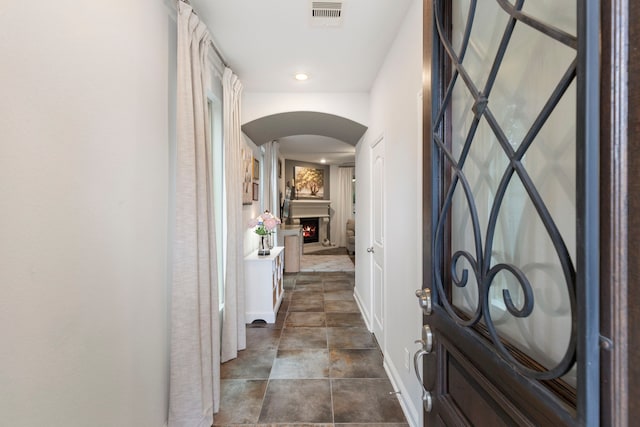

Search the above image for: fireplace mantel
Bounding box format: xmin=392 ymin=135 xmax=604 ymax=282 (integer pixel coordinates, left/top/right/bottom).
xmin=289 ymin=200 xmax=330 ymax=219
xmin=288 ymin=200 xmax=331 ymax=244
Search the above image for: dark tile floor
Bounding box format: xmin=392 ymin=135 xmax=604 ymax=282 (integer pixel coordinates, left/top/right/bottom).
xmin=215 ymin=271 xmax=409 ymax=427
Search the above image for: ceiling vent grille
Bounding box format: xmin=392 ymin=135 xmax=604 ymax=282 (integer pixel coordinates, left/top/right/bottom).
xmin=310 ymin=1 xmax=343 ymax=27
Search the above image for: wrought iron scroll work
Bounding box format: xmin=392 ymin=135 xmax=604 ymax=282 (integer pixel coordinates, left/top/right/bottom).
xmin=432 ymin=0 xmax=578 ymax=380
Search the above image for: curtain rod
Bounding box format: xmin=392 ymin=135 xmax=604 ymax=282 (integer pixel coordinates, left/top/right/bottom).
xmin=209 ymin=40 xmax=229 ymax=69
xmin=179 ymin=0 xmax=230 ymax=68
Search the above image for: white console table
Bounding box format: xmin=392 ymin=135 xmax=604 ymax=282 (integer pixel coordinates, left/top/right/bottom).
xmin=244 ymin=246 xmax=284 ymax=323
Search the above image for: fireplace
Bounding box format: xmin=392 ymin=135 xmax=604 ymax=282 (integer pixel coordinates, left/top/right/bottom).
xmin=288 ymin=200 xmax=331 ymax=247
xmin=300 ymin=217 xmax=319 ymax=243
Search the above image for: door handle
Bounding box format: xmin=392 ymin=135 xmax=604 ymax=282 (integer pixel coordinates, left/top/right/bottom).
xmin=415 ymin=324 xmax=433 ymax=353
xmin=413 ymin=325 xmax=434 ymax=413
xmin=367 ymin=246 xmax=374 ymax=253
xmin=415 ymin=288 xmax=432 ymax=315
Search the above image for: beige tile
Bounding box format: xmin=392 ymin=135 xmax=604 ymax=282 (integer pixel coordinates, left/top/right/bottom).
xmin=326 ymin=313 xmax=366 ymax=328
xmin=284 ymin=312 xmax=326 ymax=327
xmin=270 ymin=349 xmax=330 ymax=379
xmin=259 ymin=379 xmax=332 ymax=423
xmin=279 ymin=327 xmax=327 ymax=349
xmin=214 ymin=379 xmax=267 ymax=425
xmin=324 ymin=300 xmax=360 ymax=313
xmin=327 ymin=327 xmax=377 ymax=349
xmin=330 ymin=348 xmax=386 ymax=378
xmin=221 ymin=349 xmax=276 ymax=380
xmin=332 ymin=378 xmax=406 ymax=424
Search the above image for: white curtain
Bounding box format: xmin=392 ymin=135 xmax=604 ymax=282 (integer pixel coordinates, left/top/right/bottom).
xmin=221 ymin=67 xmax=246 ymax=363
xmin=261 ymin=140 xmax=277 ymax=214
xmin=169 ymin=2 xmax=220 ymax=427
xmin=334 ymin=167 xmax=354 ymax=248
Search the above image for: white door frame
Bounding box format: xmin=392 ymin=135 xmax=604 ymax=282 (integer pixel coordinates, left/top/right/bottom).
xmin=370 ymin=134 xmax=385 ymax=350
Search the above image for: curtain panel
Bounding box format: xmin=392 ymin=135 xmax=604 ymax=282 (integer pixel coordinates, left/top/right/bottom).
xmin=334 ymin=167 xmax=354 ymax=248
xmin=221 ymin=67 xmax=246 ymax=363
xmin=261 ymin=140 xmax=278 ymax=214
xmin=169 ymin=2 xmax=220 ymax=426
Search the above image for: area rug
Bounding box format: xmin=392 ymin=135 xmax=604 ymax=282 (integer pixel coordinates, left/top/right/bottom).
xmin=304 ymin=246 xmax=349 ymax=255
xmin=300 ymin=254 xmax=355 ymax=272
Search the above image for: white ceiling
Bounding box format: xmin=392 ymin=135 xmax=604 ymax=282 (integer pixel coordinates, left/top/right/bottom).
xmin=189 ymin=0 xmax=414 ymax=163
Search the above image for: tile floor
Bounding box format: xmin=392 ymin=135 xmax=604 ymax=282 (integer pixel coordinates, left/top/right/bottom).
xmin=215 ymin=271 xmax=409 ymax=427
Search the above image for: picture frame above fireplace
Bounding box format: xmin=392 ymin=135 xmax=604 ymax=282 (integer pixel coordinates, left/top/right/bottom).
xmin=293 ymin=166 xmax=324 ymax=199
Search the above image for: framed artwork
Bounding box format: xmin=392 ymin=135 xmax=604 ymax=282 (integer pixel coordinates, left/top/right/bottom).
xmin=253 ymin=158 xmax=260 ymax=181
xmin=294 ymin=166 xmax=325 ymax=199
xmin=242 ymin=149 xmax=253 ymax=205
xmin=252 ymin=182 xmax=259 ymax=201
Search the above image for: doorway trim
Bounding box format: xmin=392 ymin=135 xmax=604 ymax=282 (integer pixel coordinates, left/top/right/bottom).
xmin=370 ymin=133 xmax=386 ymax=351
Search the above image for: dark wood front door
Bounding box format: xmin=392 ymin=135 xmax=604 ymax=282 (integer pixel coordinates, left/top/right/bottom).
xmin=418 ymin=1 xmax=607 ymax=425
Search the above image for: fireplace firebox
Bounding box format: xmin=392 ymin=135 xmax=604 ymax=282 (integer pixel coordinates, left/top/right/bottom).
xmin=300 ymin=217 xmax=319 ymax=244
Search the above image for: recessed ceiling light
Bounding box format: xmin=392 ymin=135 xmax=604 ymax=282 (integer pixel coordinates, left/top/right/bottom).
xmin=295 ymin=73 xmax=309 ymax=81
xmin=320 ymin=159 xmax=326 ymax=163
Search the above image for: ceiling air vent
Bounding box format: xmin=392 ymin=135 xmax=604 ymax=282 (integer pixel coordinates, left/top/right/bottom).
xmin=310 ymin=1 xmax=343 ymax=27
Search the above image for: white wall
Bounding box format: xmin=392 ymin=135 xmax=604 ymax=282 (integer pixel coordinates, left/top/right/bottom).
xmin=242 ymin=92 xmax=370 ymax=126
xmin=0 ymin=2 xmax=173 ymax=426
xmin=354 ymin=1 xmax=423 ymax=425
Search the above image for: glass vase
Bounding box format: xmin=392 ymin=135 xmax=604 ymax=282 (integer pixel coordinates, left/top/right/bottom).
xmin=258 ymin=234 xmax=270 ymax=256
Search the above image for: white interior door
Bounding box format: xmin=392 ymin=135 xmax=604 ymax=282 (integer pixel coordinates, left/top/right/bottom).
xmin=370 ymin=136 xmax=385 ymax=348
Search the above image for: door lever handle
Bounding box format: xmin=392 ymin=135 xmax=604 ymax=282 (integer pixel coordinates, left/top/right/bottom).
xmin=413 ymin=324 xmax=434 ymax=413
xmin=367 ymin=246 xmax=374 ymax=253
xmin=413 ymin=342 xmax=433 ymax=413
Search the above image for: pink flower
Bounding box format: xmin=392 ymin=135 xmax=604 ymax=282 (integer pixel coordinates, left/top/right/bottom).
xmin=264 ymin=217 xmax=277 ymax=230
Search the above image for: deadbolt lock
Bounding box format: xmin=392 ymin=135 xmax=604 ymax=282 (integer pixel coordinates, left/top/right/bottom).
xmin=415 ymin=288 xmax=432 ymax=315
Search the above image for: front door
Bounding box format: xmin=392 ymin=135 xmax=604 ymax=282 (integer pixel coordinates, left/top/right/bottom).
xmin=417 ymin=1 xmax=601 ymax=425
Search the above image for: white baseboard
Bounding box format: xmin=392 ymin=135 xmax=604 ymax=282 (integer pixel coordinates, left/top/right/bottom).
xmin=353 ymin=288 xmax=372 ymax=332
xmin=384 ymin=357 xmax=421 ymax=427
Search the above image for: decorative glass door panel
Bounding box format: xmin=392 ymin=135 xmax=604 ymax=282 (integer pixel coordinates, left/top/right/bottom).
xmin=433 ymin=0 xmax=579 ymax=384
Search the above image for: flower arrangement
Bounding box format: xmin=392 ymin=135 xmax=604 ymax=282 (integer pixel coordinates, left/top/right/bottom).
xmin=248 ymin=210 xmax=281 ymax=236
xmin=249 ymin=211 xmax=281 ymax=256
